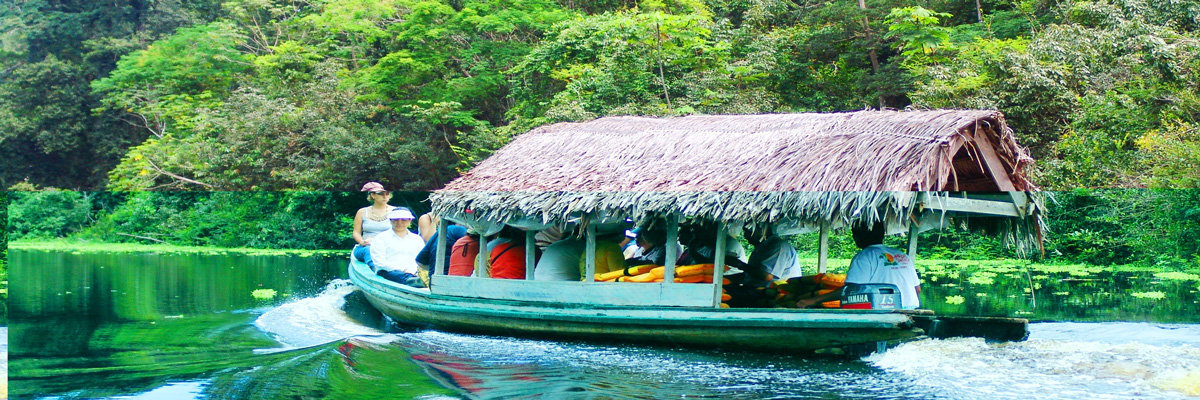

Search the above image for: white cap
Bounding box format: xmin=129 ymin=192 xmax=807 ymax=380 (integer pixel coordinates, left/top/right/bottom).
xmin=387 ymin=209 xmax=415 ymax=220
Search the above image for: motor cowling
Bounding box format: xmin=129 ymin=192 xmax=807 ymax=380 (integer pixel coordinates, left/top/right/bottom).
xmin=840 ymin=283 xmax=901 ymax=310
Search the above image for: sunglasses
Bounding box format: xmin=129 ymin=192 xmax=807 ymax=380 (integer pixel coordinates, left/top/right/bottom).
xmin=370 ymin=191 xmax=390 ymax=195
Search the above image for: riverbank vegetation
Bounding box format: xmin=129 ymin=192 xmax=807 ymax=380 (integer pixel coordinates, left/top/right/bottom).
xmin=8 ymin=240 xmax=346 ymax=258
xmin=7 ymin=190 xmax=1199 ymax=271
xmin=3 ymin=0 xmax=1198 ymax=191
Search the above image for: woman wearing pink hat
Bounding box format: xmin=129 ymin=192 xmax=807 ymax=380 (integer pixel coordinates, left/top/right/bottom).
xmin=352 ymin=182 xmax=396 ymax=264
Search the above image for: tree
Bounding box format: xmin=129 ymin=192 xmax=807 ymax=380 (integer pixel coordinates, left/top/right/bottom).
xmin=7 ymin=190 xmax=92 ymax=240
xmin=91 ymin=21 xmax=251 ymax=140
xmin=909 ymin=0 xmax=1200 ymax=187
xmin=0 ymin=0 xmax=226 ymax=189
xmin=508 ymin=2 xmax=777 ymax=126
xmin=107 ymin=62 xmax=458 ymax=190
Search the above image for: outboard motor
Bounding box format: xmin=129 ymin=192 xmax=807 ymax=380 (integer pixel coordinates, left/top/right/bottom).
xmin=840 ymin=283 xmax=901 ymax=310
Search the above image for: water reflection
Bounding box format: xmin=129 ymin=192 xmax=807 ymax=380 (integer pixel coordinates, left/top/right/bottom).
xmin=7 ymin=250 xmax=346 ymax=398
xmin=918 ymin=260 xmax=1200 ymax=322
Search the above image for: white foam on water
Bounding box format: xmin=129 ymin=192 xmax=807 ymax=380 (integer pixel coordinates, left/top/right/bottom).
xmin=253 ymin=279 xmax=384 ymax=348
xmin=110 ymin=380 xmax=209 ymax=400
xmin=867 ymin=322 xmax=1200 ymax=399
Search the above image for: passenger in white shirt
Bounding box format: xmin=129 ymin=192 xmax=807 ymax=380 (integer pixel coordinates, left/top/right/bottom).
xmin=370 ymin=208 xmax=427 ymax=287
xmin=796 ymin=221 xmax=921 ymax=309
xmin=747 ymin=234 xmax=802 ymax=281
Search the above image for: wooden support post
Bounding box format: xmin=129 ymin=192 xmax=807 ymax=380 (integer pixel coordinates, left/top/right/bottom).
xmin=907 ymin=220 xmax=919 ymax=259
xmin=818 ymin=221 xmax=830 ymax=274
xmin=525 ymin=230 xmax=536 ymax=280
xmin=584 ymin=222 xmax=597 ymax=282
xmin=663 ymin=216 xmax=679 ymax=283
xmin=713 ymin=224 xmax=727 ymax=308
xmin=436 ymin=218 xmax=449 ymax=277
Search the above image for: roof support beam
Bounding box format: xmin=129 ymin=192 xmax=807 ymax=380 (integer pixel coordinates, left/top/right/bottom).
xmin=525 ymin=230 xmax=536 ymax=280
xmin=664 ymin=215 xmax=679 ymax=283
xmin=907 ymin=218 xmax=919 ymax=259
xmin=924 ymin=195 xmax=1021 ymax=217
xmin=584 ymin=222 xmax=597 ymax=282
xmin=818 ymin=221 xmax=830 ymax=274
xmin=1010 ymin=192 xmax=1030 ymax=217
xmin=712 ymin=223 xmax=727 ymax=308
xmin=971 ymin=129 xmax=1017 ymax=191
xmin=436 ymin=218 xmax=449 ymax=277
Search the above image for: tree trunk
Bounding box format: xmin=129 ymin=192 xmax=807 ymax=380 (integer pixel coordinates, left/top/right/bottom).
xmin=859 ymin=0 xmax=885 ymax=108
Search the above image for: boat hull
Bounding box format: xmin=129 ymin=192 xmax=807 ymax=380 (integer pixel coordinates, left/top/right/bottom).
xmin=349 ymin=260 xmax=924 ymax=353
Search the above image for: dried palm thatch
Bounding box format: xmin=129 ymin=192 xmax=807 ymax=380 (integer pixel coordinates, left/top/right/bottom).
xmin=431 ymin=111 xmax=1044 ymax=252
xmin=442 ymin=110 xmax=1035 ymax=193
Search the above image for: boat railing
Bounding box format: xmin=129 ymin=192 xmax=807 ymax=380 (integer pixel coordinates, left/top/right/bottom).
xmin=430 ymin=275 xmax=716 ymax=307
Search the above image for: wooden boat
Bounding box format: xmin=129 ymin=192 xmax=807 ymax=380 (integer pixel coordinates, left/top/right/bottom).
xmin=353 ymin=111 xmax=1045 ymax=353
xmin=350 ymin=257 xmax=927 ymax=352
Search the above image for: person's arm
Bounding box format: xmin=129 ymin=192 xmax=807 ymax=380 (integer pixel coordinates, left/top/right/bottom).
xmin=352 ymin=208 xmax=368 ymax=246
xmin=795 ymin=287 xmax=844 ymax=308
xmin=418 ymin=213 xmax=439 ymax=242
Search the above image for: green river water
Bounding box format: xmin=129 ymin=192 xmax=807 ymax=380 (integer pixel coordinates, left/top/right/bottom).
xmin=7 ymin=248 xmax=1200 ymax=399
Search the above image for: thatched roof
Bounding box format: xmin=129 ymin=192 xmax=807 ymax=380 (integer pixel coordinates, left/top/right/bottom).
xmin=440 ymin=110 xmax=1035 ymax=193
xmin=429 ymin=110 xmax=1041 ymax=249
xmin=430 ymin=111 xmax=1044 ymax=252
xmin=433 ymin=191 xmax=1045 ymax=255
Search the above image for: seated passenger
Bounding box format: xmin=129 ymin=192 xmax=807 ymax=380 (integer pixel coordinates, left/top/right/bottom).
xmin=417 ymin=212 xmax=441 ymax=243
xmin=746 ymin=231 xmax=802 ymax=280
xmin=795 ymin=221 xmax=921 ymax=309
xmin=489 ymin=226 xmax=527 ymax=279
xmin=534 ymin=237 xmax=584 ymax=281
xmin=448 ymin=231 xmax=480 ymax=276
xmin=415 ymin=222 xmax=468 ymax=272
xmin=620 ymin=229 xmax=639 ymax=259
xmin=581 ymin=225 xmax=627 ymax=278
xmin=352 ymin=182 xmax=395 ymax=266
xmin=370 ymin=209 xmax=427 ymax=287
xmin=534 ymin=224 xmax=567 ymax=252
xmin=626 ymin=226 xmax=668 ymax=267
xmin=678 ymin=221 xmax=749 ymax=270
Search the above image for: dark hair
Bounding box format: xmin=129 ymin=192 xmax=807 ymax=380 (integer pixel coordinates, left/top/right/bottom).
xmin=498 ymin=225 xmax=526 ymax=243
xmin=851 ymin=220 xmax=886 ymax=248
xmin=639 ymin=226 xmax=667 ymax=247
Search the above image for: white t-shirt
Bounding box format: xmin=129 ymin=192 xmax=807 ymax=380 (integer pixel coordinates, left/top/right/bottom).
xmin=846 ymin=244 xmax=921 ymax=309
xmin=750 ymin=237 xmax=802 ymax=279
xmin=534 ymin=238 xmax=585 ymax=281
xmin=370 ymin=228 xmax=426 ymax=274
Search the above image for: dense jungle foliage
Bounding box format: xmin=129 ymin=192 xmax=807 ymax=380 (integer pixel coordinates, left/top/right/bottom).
xmin=7 ymin=190 xmax=1200 ymax=270
xmin=2 ymin=0 xmax=1199 ymax=191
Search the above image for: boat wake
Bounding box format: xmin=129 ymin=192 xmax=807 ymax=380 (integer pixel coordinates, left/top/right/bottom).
xmin=867 ymin=322 xmax=1200 ymax=399
xmin=250 ymin=286 xmax=1200 ymax=399
xmin=253 ymin=279 xmax=388 ymax=349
